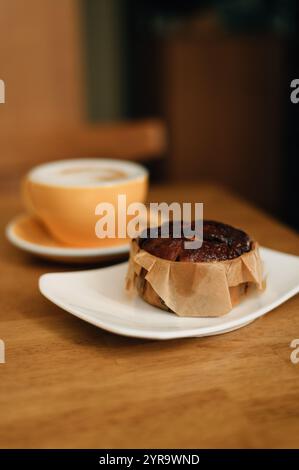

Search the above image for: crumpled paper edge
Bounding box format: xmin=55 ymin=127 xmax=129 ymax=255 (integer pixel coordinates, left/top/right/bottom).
xmin=126 ymin=239 xmax=264 ymax=317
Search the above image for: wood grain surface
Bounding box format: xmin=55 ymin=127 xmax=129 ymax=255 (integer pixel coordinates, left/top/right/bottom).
xmin=0 ymin=183 xmax=299 ymax=448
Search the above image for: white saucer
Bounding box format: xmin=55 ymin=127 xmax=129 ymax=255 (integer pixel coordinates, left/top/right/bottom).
xmin=6 ymin=214 xmax=130 ymax=263
xmin=39 ymin=247 xmax=299 ymax=340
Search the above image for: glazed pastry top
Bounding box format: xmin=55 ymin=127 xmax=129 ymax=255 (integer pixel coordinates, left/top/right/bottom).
xmin=138 ymin=220 xmax=252 ymax=262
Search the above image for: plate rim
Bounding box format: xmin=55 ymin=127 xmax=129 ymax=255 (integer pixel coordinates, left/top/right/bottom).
xmin=6 ymin=214 xmax=130 ymax=258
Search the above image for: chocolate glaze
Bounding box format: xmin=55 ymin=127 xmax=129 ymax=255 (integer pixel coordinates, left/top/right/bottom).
xmin=138 ymin=220 xmax=252 ymax=262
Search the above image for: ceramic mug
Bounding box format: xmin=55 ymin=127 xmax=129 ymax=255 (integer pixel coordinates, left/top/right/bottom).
xmin=22 ymin=159 xmax=148 ymax=247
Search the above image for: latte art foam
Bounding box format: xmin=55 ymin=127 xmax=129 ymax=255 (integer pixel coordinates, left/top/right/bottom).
xmin=57 ymin=167 xmax=127 ymax=184
xmin=28 ymin=159 xmax=147 ymax=187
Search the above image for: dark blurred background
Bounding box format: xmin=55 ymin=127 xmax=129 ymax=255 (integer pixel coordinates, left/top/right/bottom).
xmin=1 ymin=0 xmax=298 ymax=228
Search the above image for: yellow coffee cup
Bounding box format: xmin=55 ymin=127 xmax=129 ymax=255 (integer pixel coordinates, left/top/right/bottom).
xmin=22 ymin=159 xmax=148 ymax=247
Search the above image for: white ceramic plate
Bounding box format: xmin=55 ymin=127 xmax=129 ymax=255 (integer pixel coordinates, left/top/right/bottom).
xmin=6 ymin=214 xmax=130 ymax=263
xmin=39 ymin=247 xmax=299 ymax=340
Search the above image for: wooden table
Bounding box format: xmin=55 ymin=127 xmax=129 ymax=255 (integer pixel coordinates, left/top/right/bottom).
xmin=1 ymin=183 xmax=299 ymax=449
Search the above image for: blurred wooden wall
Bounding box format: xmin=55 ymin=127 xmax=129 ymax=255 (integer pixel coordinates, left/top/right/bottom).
xmin=159 ymin=29 xmax=287 ymax=213
xmin=0 ymin=0 xmax=84 ymax=187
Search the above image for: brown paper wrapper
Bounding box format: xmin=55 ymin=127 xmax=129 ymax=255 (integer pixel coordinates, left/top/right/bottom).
xmin=126 ymin=239 xmax=264 ymax=317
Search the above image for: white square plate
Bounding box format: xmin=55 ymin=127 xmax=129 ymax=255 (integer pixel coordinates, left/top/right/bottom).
xmin=39 ymin=247 xmax=299 ymax=340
